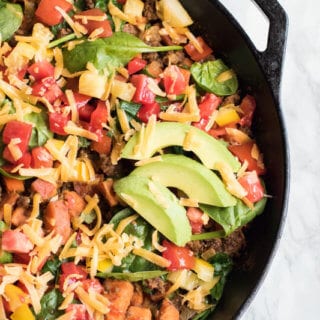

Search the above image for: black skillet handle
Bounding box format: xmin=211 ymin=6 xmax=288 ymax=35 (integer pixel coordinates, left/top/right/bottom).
xmin=251 ymin=0 xmax=288 ymax=100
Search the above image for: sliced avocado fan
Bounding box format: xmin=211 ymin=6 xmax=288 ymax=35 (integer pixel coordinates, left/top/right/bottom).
xmin=121 ymin=122 xmax=241 ymax=172
xmin=131 ymin=154 xmax=236 ymax=207
xmin=113 ymin=175 xmax=192 ymax=246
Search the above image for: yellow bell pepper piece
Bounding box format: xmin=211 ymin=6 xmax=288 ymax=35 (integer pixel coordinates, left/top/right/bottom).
xmin=10 ymin=304 xmax=35 ymax=320
xmin=4 ymin=284 xmax=30 ymax=312
xmin=215 ymin=107 xmax=240 ymax=127
xmin=97 ymin=258 xmax=113 ymax=273
xmin=192 ymin=257 xmax=215 ymax=282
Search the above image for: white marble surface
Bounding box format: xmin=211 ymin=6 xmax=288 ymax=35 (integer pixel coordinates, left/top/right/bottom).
xmin=220 ymin=0 xmax=320 ymax=319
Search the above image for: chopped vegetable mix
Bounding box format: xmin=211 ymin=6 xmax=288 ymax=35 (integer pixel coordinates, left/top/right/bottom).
xmin=0 ymin=0 xmax=267 ymax=319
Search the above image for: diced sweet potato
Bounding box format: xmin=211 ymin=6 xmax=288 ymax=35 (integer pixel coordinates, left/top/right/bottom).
xmin=104 ymin=280 xmax=134 ymax=320
xmin=63 ymin=190 xmax=86 ymax=218
xmin=157 ymin=299 xmax=179 ymax=320
xmin=98 ymin=179 xmax=118 ymax=207
xmin=2 ymin=177 xmax=24 ymax=193
xmin=0 ymin=192 xmax=19 ymax=220
xmin=130 ymin=284 xmax=144 ymax=306
xmin=126 ymin=306 xmax=152 ymax=320
xmin=44 ymin=200 xmax=71 ymax=244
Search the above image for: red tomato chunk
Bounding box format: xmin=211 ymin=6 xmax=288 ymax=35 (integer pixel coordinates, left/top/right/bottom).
xmin=162 ymin=240 xmax=195 ymax=271
xmin=2 ymin=230 xmax=33 ymax=254
xmin=238 ymin=171 xmax=264 ymax=203
xmin=28 ymin=60 xmax=55 ymax=80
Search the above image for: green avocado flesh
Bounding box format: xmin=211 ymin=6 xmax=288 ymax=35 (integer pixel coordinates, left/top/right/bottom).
xmin=113 ymin=175 xmax=192 ymax=246
xmin=131 ymin=154 xmax=236 ymax=207
xmin=121 ymin=122 xmax=241 ymax=172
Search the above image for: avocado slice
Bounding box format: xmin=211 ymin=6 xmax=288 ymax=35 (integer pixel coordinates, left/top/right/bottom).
xmin=121 ymin=122 xmax=240 ymax=172
xmin=131 ymin=154 xmax=236 ymax=207
xmin=113 ymin=175 xmax=191 ymax=246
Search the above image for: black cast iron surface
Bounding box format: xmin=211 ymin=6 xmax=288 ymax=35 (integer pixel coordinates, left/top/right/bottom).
xmin=180 ymin=0 xmax=289 ymax=319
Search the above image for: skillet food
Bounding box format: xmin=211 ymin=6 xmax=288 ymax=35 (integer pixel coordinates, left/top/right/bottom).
xmin=0 ymin=0 xmax=267 ymax=319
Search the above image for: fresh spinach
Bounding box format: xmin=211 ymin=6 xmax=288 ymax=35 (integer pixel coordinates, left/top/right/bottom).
xmin=42 ymin=256 xmax=61 ymax=278
xmin=36 ymin=289 xmax=64 ymax=320
xmin=0 ymin=250 xmax=12 ymax=263
xmin=0 ymin=0 xmax=22 ymax=41
xmin=111 ymin=208 xmax=158 ymax=272
xmin=190 ymin=59 xmax=238 ymax=96
xmin=0 ymin=167 xmax=30 ymax=180
xmin=63 ymin=32 xmax=182 ymax=73
xmin=119 ymin=100 xmax=141 ymax=122
xmin=200 ymin=196 xmax=267 ymax=236
xmin=97 ymin=270 xmax=167 ymax=281
xmin=209 ymin=253 xmax=233 ymax=302
xmin=24 ymin=109 xmax=53 ymax=148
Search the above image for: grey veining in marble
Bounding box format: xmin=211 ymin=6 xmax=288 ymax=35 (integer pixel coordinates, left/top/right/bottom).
xmin=220 ymin=0 xmax=320 ymax=319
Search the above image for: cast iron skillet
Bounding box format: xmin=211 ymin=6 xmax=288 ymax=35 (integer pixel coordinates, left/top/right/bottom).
xmin=180 ymin=0 xmax=289 ymax=319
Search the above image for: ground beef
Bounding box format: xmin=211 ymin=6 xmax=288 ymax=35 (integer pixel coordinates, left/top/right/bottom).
xmin=141 ymin=25 xmax=162 ymax=46
xmin=162 ymin=50 xmax=186 ymax=66
xmin=98 ymin=154 xmax=128 ymax=178
xmin=187 ymin=229 xmax=246 ymax=258
xmin=15 ymin=0 xmax=37 ymax=36
xmin=222 ymin=93 xmax=241 ymax=106
xmin=84 ymin=0 xmax=95 ymax=9
xmin=16 ymin=196 xmax=31 ymax=209
xmin=143 ymin=0 xmax=158 ymax=22
xmin=144 ymin=277 xmax=170 ymax=302
xmin=142 ymin=52 xmax=161 ymax=65
xmin=122 ymin=23 xmax=140 ymax=36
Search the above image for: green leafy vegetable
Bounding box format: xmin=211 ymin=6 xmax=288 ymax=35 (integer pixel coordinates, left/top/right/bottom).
xmin=111 ymin=208 xmax=158 ymax=272
xmin=42 ymin=256 xmax=61 ymax=277
xmin=200 ymin=196 xmax=267 ymax=236
xmin=97 ymin=270 xmax=167 ymax=281
xmin=0 ymin=220 xmax=8 ymax=233
xmin=0 ymin=0 xmax=23 ymax=41
xmin=36 ymin=289 xmax=64 ymax=320
xmin=63 ymin=32 xmax=182 ymax=73
xmin=0 ymin=167 xmax=30 ymax=180
xmin=209 ymin=253 xmax=233 ymax=302
xmin=24 ymin=109 xmax=53 ymax=148
xmin=0 ymin=251 xmax=12 ymax=263
xmin=190 ymin=59 xmax=238 ymax=96
xmin=119 ymin=100 xmax=141 ymax=122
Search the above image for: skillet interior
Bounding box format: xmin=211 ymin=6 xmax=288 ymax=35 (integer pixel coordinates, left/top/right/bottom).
xmin=180 ymin=0 xmax=289 ymax=318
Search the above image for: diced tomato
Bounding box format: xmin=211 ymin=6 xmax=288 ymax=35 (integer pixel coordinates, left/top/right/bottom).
xmin=75 ymin=8 xmax=112 ymax=38
xmin=13 ymin=252 xmax=31 ymax=264
xmin=49 ymin=112 xmax=70 ymax=135
xmin=66 ymin=304 xmax=90 ymax=320
xmin=61 ymin=262 xmax=88 ymax=278
xmin=3 ymin=120 xmax=33 ymax=153
xmin=127 ymin=57 xmax=147 ymax=75
xmin=2 ymin=146 xmax=21 ymax=163
xmin=163 ymin=65 xmax=190 ymax=95
xmin=88 ymin=101 xmax=108 ymax=140
xmin=28 ymin=60 xmax=55 ymax=80
xmin=31 ymin=146 xmax=53 ymax=168
xmin=32 ymin=77 xmax=63 ymax=103
xmin=186 ymin=207 xmax=205 ymax=234
xmin=228 ymin=141 xmax=266 ymax=175
xmin=238 ymin=171 xmax=264 ymax=203
xmin=131 ymin=74 xmax=156 ymax=104
xmin=31 ymin=178 xmax=57 ymax=200
xmin=239 ymin=95 xmax=256 ymax=127
xmin=90 ymin=131 xmax=112 ymax=154
xmin=16 ymin=152 xmax=32 ymax=168
xmin=17 ymin=66 xmax=28 ymax=80
xmin=184 ymin=37 xmax=213 ymax=62
xmin=82 ymin=279 xmax=104 ymax=294
xmin=137 ymin=102 xmax=160 ymax=123
xmin=63 ymin=190 xmax=86 ymax=218
xmin=162 ymin=240 xmax=195 ymax=271
xmin=117 ymin=0 xmax=126 ymax=4
xmin=2 ymin=230 xmax=33 ymax=254
xmin=79 ymin=104 xmax=95 ymax=122
xmin=193 ymin=93 xmax=222 ymax=131
xmin=59 ymin=262 xmax=88 ymax=292
xmin=35 ymin=0 xmax=73 ymax=26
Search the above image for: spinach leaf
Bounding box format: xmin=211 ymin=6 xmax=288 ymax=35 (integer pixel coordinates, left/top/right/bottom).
xmin=119 ymin=100 xmax=141 ymax=122
xmin=200 ymin=196 xmax=267 ymax=236
xmin=191 ymin=309 xmax=212 ymax=320
xmin=24 ymin=109 xmax=53 ymax=148
xmin=209 ymin=253 xmax=233 ymax=302
xmin=97 ymin=270 xmax=167 ymax=281
xmin=42 ymin=256 xmax=61 ymax=277
xmin=111 ymin=208 xmax=158 ymax=272
xmin=0 ymin=1 xmax=22 ymax=41
xmin=0 ymin=167 xmax=30 ymax=180
xmin=63 ymin=32 xmax=182 ymax=73
xmin=190 ymin=59 xmax=238 ymax=96
xmin=36 ymin=289 xmax=64 ymax=320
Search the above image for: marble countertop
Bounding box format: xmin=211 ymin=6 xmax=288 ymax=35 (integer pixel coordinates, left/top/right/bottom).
xmin=219 ymin=0 xmax=319 ymax=319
